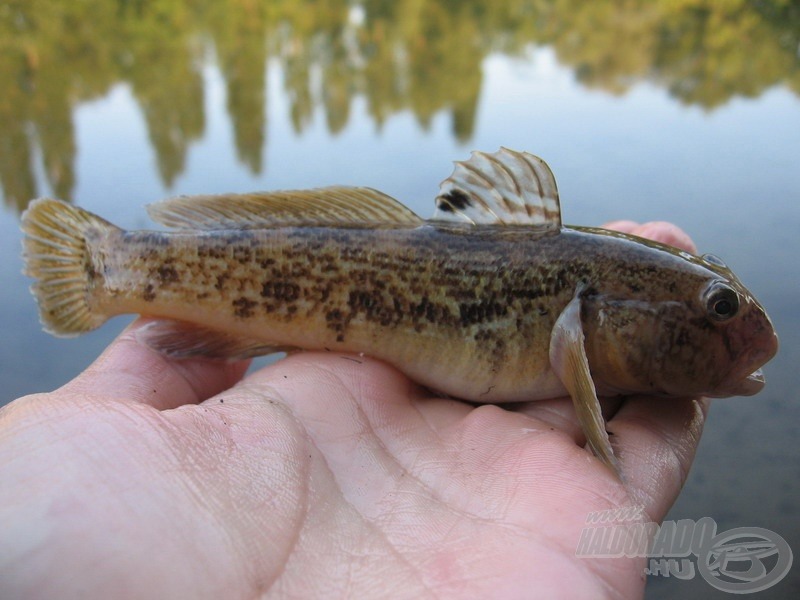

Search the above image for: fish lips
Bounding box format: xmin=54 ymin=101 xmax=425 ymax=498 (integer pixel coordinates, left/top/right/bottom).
xmin=709 ymin=326 xmax=778 ymax=398
xmin=708 ymin=368 xmax=765 ymax=397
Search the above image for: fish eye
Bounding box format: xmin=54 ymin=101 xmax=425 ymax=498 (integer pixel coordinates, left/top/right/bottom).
xmin=704 ymin=282 xmax=740 ymax=322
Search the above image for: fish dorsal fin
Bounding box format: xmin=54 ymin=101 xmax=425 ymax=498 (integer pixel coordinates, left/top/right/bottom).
xmin=147 ymin=186 xmax=422 ymax=229
xmin=432 ymin=148 xmax=561 ymax=227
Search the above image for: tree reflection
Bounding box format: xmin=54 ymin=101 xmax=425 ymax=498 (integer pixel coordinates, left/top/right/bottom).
xmin=1 ymin=0 xmax=798 ymax=211
xmin=207 ymin=0 xmax=271 ymax=174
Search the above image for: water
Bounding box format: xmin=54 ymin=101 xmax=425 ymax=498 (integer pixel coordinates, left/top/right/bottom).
xmin=1 ymin=2 xmax=798 ymax=597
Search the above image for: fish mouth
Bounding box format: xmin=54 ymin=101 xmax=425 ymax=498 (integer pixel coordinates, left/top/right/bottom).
xmin=709 ymin=368 xmax=765 ymax=398
xmin=709 ymin=320 xmax=778 ymax=398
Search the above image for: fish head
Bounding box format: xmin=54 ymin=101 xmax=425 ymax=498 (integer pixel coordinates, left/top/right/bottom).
xmin=583 ymin=256 xmax=778 ymax=398
xmin=695 ymin=274 xmax=778 ymax=397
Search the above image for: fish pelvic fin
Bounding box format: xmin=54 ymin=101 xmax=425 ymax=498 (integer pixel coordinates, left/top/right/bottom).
xmin=550 ymin=287 xmax=622 ymax=479
xmin=21 ymin=199 xmax=117 ymax=337
xmin=136 ymin=319 xmax=294 ymax=360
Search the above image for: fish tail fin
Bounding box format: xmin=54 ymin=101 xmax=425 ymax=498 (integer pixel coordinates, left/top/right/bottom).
xmin=21 ymin=199 xmax=119 ymax=336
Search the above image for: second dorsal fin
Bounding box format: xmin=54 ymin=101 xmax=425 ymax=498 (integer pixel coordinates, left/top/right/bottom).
xmin=147 ymin=186 xmax=423 ymax=229
xmin=432 ymin=148 xmax=561 ymax=227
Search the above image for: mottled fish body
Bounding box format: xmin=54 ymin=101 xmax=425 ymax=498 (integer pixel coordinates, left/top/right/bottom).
xmin=21 ymin=149 xmax=778 ymax=476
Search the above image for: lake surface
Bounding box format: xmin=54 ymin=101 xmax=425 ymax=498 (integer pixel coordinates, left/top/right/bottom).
xmin=1 ymin=1 xmax=798 ymax=597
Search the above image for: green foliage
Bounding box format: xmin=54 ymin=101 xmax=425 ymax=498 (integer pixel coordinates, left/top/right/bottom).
xmin=1 ymin=0 xmax=797 ymax=210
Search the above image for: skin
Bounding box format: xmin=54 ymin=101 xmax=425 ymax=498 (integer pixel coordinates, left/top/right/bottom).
xmin=1 ymin=222 xmax=706 ymax=600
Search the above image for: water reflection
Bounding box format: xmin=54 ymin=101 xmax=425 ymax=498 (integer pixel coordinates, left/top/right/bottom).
xmin=1 ymin=0 xmax=798 ymax=211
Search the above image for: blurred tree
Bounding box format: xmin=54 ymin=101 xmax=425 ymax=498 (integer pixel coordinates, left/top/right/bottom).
xmin=206 ymin=0 xmax=272 ymax=174
xmin=120 ymin=0 xmax=204 ymax=187
xmin=1 ymin=0 xmax=797 ymax=212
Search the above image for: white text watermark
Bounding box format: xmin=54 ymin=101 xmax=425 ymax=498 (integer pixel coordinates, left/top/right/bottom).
xmin=576 ymin=507 xmax=792 ymax=594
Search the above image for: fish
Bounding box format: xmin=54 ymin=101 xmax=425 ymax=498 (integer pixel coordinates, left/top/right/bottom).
xmin=21 ymin=148 xmax=778 ymax=477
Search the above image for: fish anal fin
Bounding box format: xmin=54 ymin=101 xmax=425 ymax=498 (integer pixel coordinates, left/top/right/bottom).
xmin=550 ymin=289 xmax=622 ymax=479
xmin=147 ymin=186 xmax=423 ymax=230
xmin=433 ymin=148 xmax=561 ymax=227
xmin=136 ymin=320 xmax=294 ymax=360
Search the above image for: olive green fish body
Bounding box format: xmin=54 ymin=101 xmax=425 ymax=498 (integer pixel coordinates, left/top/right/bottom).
xmin=80 ymin=223 xmax=740 ymax=403
xmin=22 ymin=149 xmax=778 ymax=476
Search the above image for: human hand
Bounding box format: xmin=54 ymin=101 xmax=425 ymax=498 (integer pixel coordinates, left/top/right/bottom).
xmin=1 ymin=222 xmax=705 ymax=599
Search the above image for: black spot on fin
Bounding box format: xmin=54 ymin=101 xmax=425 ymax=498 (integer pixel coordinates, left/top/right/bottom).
xmin=437 ymin=189 xmax=472 ymax=212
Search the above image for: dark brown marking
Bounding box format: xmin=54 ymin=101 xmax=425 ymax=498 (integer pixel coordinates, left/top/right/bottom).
xmin=458 ymin=300 xmax=507 ymax=326
xmin=232 ymin=297 xmax=258 ymax=319
xmin=261 ymin=281 xmax=300 ymax=302
xmin=325 ymin=308 xmax=349 ymax=341
xmin=157 ymin=265 xmax=179 ymax=284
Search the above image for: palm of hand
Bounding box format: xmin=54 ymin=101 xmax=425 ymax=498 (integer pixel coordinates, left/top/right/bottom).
xmin=1 ymin=222 xmax=704 ymax=599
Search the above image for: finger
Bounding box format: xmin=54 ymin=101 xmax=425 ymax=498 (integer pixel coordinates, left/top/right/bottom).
xmin=511 ymin=396 xmax=624 ymax=447
xmin=606 ymin=396 xmax=709 ymax=522
xmin=235 ymin=351 xmax=480 ymax=461
xmin=510 ymin=397 xmax=584 ymax=440
xmin=602 ymin=220 xmax=640 ymax=234
xmin=60 ymin=318 xmax=250 ymax=410
xmin=603 ymin=220 xmax=697 ymax=254
xmin=239 ymin=350 xmax=424 ymax=419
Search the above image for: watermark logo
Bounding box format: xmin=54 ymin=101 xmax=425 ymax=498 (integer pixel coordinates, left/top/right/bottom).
xmin=575 ymin=507 xmax=792 ymax=594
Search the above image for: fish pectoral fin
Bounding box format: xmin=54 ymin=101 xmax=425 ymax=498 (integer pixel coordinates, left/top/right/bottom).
xmin=146 ymin=186 xmax=423 ymax=229
xmin=431 ymin=148 xmax=561 ymax=228
xmin=136 ymin=319 xmax=294 ymax=360
xmin=550 ymin=291 xmax=622 ymax=479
